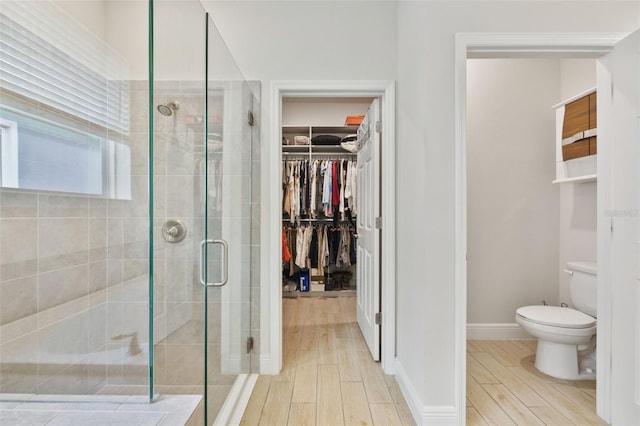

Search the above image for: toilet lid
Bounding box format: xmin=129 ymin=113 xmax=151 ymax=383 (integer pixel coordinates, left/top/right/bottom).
xmin=516 ymin=305 xmax=596 ymax=329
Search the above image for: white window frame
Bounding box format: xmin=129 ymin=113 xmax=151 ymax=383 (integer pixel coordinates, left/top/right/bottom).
xmin=0 ymin=117 xmax=19 ymax=188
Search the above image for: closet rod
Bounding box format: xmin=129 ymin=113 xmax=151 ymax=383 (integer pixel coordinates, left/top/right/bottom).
xmin=282 ymin=153 xmax=356 ymax=158
xmin=282 ymin=218 xmax=356 ymax=224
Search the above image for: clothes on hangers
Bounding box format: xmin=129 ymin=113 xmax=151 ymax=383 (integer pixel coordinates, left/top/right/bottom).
xmin=282 ymin=230 xmax=291 ymax=263
xmin=282 ymin=224 xmax=357 ymax=276
xmin=282 ymin=159 xmax=358 ymax=222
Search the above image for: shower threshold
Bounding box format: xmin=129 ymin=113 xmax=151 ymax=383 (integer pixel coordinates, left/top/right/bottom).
xmin=0 ymin=393 xmax=201 ymax=425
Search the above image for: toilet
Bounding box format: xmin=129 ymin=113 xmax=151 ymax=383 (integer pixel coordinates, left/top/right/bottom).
xmin=515 ymin=261 xmax=597 ymax=380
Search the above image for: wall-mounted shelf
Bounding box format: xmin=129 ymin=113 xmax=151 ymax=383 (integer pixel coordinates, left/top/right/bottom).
xmin=553 ymin=88 xmax=597 ymax=183
xmin=552 ymin=174 xmax=597 ymax=184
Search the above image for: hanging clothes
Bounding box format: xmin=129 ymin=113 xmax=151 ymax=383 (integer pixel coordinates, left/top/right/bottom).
xmin=282 ymin=152 xmax=359 ymax=292
xmin=339 ymin=160 xmax=346 ymax=219
xmin=283 ymin=158 xmax=358 ymax=220
xmin=336 ymin=228 xmax=352 ymax=268
xmin=345 ymin=160 xmax=357 ymax=215
xmin=283 ymin=224 xmax=357 ymax=271
xmin=325 ymin=160 xmax=332 ymax=216
xmin=331 ymin=161 xmax=340 ymax=209
xmin=282 ymin=229 xmax=291 ymax=263
xmin=309 ymin=228 xmax=319 ymax=268
xmin=310 ymin=160 xmax=318 ymax=217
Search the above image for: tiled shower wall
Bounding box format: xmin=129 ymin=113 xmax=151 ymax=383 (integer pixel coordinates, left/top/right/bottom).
xmin=0 ymin=79 xmax=260 ymax=396
xmin=151 ymin=80 xmax=209 ymax=393
xmin=0 ymin=80 xmax=150 ymax=393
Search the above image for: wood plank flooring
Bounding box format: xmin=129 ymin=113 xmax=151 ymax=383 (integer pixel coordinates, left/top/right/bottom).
xmin=467 ymin=339 xmax=605 ymax=425
xmin=240 ymin=296 xmax=605 ymax=425
xmin=239 ymin=297 xmax=415 ymax=426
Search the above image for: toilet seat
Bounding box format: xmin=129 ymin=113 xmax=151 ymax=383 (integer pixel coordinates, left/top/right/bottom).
xmin=516 ymin=305 xmax=595 ymax=329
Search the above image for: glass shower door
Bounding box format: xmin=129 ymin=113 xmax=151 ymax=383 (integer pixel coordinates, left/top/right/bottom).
xmin=202 ymin=14 xmax=255 ymax=423
xmin=152 ymin=3 xmax=255 ymax=424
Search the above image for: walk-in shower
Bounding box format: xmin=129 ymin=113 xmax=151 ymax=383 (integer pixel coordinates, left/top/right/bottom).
xmin=0 ymin=1 xmax=260 ymax=424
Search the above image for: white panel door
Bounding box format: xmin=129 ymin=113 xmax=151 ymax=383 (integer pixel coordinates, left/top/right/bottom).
xmin=357 ymin=98 xmax=381 ymax=361
xmin=599 ymin=28 xmax=640 ymax=425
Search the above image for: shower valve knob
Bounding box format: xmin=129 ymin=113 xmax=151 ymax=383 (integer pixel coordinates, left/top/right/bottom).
xmin=162 ymin=219 xmax=187 ymax=243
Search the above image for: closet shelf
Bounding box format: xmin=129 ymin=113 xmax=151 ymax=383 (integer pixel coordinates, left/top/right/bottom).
xmin=552 ymin=174 xmax=597 ymax=184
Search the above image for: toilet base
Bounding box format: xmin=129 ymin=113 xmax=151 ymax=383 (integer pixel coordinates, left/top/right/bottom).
xmin=534 ymin=339 xmax=596 ymax=380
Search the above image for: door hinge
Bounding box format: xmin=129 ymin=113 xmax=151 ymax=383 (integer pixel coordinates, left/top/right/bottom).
xmin=375 ymin=312 xmax=382 ymax=325
xmin=246 ymin=336 xmax=254 ymax=353
xmin=248 ymin=110 xmax=255 ymax=127
xmin=375 ymin=121 xmax=382 ymax=133
xmin=375 ymin=217 xmax=382 ymax=229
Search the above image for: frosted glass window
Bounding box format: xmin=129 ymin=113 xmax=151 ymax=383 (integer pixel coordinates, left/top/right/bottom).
xmin=0 ymin=107 xmax=130 ymax=198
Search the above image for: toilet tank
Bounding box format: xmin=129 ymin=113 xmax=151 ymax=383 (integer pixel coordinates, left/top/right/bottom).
xmin=567 ymin=261 xmax=597 ymax=317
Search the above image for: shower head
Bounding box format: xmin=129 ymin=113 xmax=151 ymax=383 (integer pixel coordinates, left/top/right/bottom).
xmin=157 ymin=101 xmax=180 ymax=116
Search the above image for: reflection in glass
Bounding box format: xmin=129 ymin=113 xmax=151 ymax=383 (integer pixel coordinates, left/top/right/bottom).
xmin=0 ymin=2 xmax=259 ymax=424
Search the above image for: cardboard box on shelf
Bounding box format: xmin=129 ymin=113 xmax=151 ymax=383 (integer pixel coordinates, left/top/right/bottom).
xmin=345 ymin=115 xmax=365 ymax=126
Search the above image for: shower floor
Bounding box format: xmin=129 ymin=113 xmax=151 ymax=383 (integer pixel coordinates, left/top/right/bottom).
xmin=0 ymin=393 xmax=201 ymax=425
xmin=0 ymin=317 xmax=252 ymax=425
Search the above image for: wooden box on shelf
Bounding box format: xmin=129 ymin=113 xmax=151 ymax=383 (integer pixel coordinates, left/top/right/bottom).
xmin=553 ymin=88 xmax=597 ymax=184
xmin=561 ymin=91 xmax=597 ymax=161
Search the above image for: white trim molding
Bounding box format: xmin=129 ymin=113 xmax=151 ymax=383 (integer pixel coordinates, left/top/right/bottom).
xmin=466 ymin=323 xmax=529 ymax=340
xmin=455 ymin=32 xmax=626 ymax=426
xmin=461 ymin=32 xmax=627 ymax=58
xmin=259 ymin=354 xmax=272 ymax=374
xmin=213 ymin=373 xmax=258 ymax=426
xmin=395 ymin=358 xmax=457 ymax=426
xmin=265 ymin=80 xmax=396 ymax=375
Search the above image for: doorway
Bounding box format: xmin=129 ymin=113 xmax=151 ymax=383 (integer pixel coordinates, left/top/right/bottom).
xmin=454 ymin=33 xmax=632 ymax=424
xmin=465 ymin=57 xmax=599 ymax=424
xmin=266 ymin=81 xmax=396 ymax=376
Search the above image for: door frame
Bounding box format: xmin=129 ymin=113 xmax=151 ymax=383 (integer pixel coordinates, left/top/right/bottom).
xmin=454 ymin=33 xmax=628 ymax=424
xmin=265 ymin=80 xmax=396 ymax=374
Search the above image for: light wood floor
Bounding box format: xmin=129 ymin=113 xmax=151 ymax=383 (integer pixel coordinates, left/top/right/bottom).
xmin=467 ymin=339 xmax=605 ymax=425
xmin=240 ymin=296 xmax=415 ymax=426
xmin=240 ymin=297 xmax=604 ymax=425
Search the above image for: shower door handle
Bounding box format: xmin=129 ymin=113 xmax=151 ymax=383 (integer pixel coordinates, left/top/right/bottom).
xmin=199 ymin=239 xmax=229 ymax=287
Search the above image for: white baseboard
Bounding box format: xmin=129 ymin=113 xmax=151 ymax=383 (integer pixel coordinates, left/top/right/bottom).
xmin=467 ymin=323 xmax=529 ymax=340
xmin=259 ymin=354 xmax=276 ymax=374
xmin=228 ymin=374 xmax=258 ymax=426
xmin=213 ymin=373 xmax=257 ymax=426
xmin=394 ymin=358 xmax=459 ymax=426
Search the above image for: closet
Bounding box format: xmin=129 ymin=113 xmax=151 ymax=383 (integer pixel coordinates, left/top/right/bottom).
xmin=279 ymin=95 xmax=384 ymax=362
xmin=280 ymin=98 xmax=374 ymax=296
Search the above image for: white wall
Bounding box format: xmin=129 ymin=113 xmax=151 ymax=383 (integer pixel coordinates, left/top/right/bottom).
xmin=466 ymin=58 xmax=561 ymax=325
xmin=558 ymin=60 xmax=597 ymax=306
xmin=104 ymin=0 xmax=248 ymax=82
xmin=396 ymin=1 xmax=638 ymax=421
xmin=105 ymin=0 xmax=148 ymax=80
xmin=57 ymin=1 xmax=107 ymax=38
xmin=203 ymin=1 xmax=398 ymax=83
xmin=467 ymin=58 xmax=599 ymax=325
xmin=282 ymin=98 xmax=373 ymax=126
